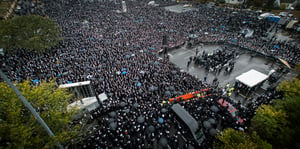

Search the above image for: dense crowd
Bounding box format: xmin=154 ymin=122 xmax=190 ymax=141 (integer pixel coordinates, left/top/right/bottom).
xmin=0 ymin=0 xmax=296 ymax=148
xmin=193 ymin=47 xmax=238 ymax=73
xmin=187 ymin=4 xmax=300 ymax=66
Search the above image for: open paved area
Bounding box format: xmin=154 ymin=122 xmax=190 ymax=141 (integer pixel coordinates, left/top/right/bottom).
xmin=166 ymin=43 xmax=279 ymax=87
xmin=163 ymin=43 xmax=297 ymax=106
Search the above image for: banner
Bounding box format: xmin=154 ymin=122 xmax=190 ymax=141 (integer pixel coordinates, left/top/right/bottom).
xmin=168 ymin=88 xmax=211 ymax=103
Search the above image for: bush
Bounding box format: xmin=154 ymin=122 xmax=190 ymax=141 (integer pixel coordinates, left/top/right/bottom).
xmin=280 ymin=3 xmax=287 ymax=10
xmin=218 ymin=0 xmax=225 ymax=4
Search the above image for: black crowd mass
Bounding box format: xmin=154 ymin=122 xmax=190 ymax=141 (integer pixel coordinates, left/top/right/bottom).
xmin=0 ymin=0 xmax=293 ymax=148
xmin=193 ymin=47 xmax=238 ymax=74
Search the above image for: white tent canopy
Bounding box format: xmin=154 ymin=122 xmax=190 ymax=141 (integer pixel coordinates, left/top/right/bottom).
xmin=68 ymin=92 xmax=107 ymax=111
xmin=68 ymin=96 xmax=99 ymax=111
xmin=59 ymin=81 xmax=90 ymax=88
xmin=98 ymin=92 xmax=108 ymax=103
xmin=235 ymin=69 xmax=268 ymax=88
xmin=258 ymin=13 xmax=274 ymax=19
xmin=148 ymin=1 xmax=155 ymax=5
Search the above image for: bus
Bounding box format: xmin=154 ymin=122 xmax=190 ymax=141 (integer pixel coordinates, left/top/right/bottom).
xmin=171 ymin=104 xmax=205 ymax=146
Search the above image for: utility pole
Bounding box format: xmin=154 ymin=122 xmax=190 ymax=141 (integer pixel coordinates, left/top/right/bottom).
xmin=0 ymin=70 xmax=63 ymax=149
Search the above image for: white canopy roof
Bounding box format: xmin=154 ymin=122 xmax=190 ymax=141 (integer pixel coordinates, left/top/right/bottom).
xmin=98 ymin=93 xmax=108 ymax=103
xmin=59 ymin=81 xmax=90 ymax=88
xmin=235 ymin=69 xmax=268 ymax=88
xmin=68 ymin=96 xmax=99 ymax=111
xmin=148 ymin=1 xmax=155 ymax=5
xmin=171 ymin=104 xmax=199 ymax=133
xmin=68 ymin=92 xmax=106 ymax=111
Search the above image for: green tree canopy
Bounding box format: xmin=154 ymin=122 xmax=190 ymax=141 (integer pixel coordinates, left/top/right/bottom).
xmin=251 ymin=0 xmax=264 ymax=7
xmin=275 ymin=78 xmax=300 ymax=127
xmin=273 ymin=96 xmax=300 ymax=127
xmin=295 ymin=63 xmax=300 ymax=79
xmin=0 ymin=15 xmax=61 ymax=53
xmin=272 ymin=96 xmax=300 ymax=149
xmin=273 ymin=77 xmax=300 ymax=149
xmin=250 ymin=105 xmax=292 ymax=147
xmin=214 ymin=128 xmax=271 ymax=149
xmin=277 ymin=78 xmax=300 ymax=98
xmin=0 ymin=80 xmax=80 ymax=148
xmin=250 ymin=0 xmax=276 ymax=9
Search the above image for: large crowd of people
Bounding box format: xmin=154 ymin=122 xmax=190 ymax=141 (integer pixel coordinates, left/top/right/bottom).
xmin=193 ymin=47 xmax=238 ymax=73
xmin=0 ymin=0 xmax=297 ymax=148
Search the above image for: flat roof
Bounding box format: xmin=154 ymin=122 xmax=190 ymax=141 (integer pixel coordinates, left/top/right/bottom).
xmin=98 ymin=93 xmax=108 ymax=102
xmin=171 ymin=104 xmax=199 ymax=133
xmin=68 ymin=96 xmax=99 ymax=111
xmin=59 ymin=81 xmax=90 ymax=88
xmin=235 ymin=69 xmax=268 ymax=88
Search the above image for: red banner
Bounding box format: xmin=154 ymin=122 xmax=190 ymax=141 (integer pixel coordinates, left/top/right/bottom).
xmin=168 ymin=88 xmax=211 ymax=103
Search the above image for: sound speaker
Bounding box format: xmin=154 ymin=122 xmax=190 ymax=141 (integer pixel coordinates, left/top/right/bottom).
xmin=162 ymin=35 xmax=167 ymax=45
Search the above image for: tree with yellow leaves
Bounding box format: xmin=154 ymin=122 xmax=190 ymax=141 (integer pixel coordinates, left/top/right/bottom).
xmin=250 ymin=105 xmax=292 ymax=147
xmin=214 ymin=128 xmax=271 ymax=149
xmin=273 ymin=77 xmax=300 ymax=148
xmin=0 ymin=80 xmax=80 ymax=148
xmin=277 ymin=78 xmax=300 ymax=98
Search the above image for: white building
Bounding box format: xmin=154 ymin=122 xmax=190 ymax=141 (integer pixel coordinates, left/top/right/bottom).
xmin=225 ymin=0 xmax=244 ymax=4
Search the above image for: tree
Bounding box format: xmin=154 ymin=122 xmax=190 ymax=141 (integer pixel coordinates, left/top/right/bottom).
xmin=295 ymin=63 xmax=300 ymax=79
xmin=251 ymin=0 xmax=264 ymax=8
xmin=250 ymin=0 xmax=275 ymax=9
xmin=0 ymin=15 xmax=61 ymax=53
xmin=276 ymin=78 xmax=300 ymax=128
xmin=273 ymin=76 xmax=300 ymax=149
xmin=277 ymin=78 xmax=300 ymax=98
xmin=0 ymin=80 xmax=80 ymax=148
xmin=214 ymin=128 xmax=271 ymax=149
xmin=266 ymin=0 xmax=276 ymax=9
xmin=293 ymin=0 xmax=300 ymax=10
xmin=272 ymin=96 xmax=300 ymax=148
xmin=250 ymin=131 xmax=272 ymax=149
xmin=250 ymin=105 xmax=292 ymax=147
xmin=273 ymin=96 xmax=300 ymax=127
xmin=216 ymin=0 xmax=225 ymax=4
